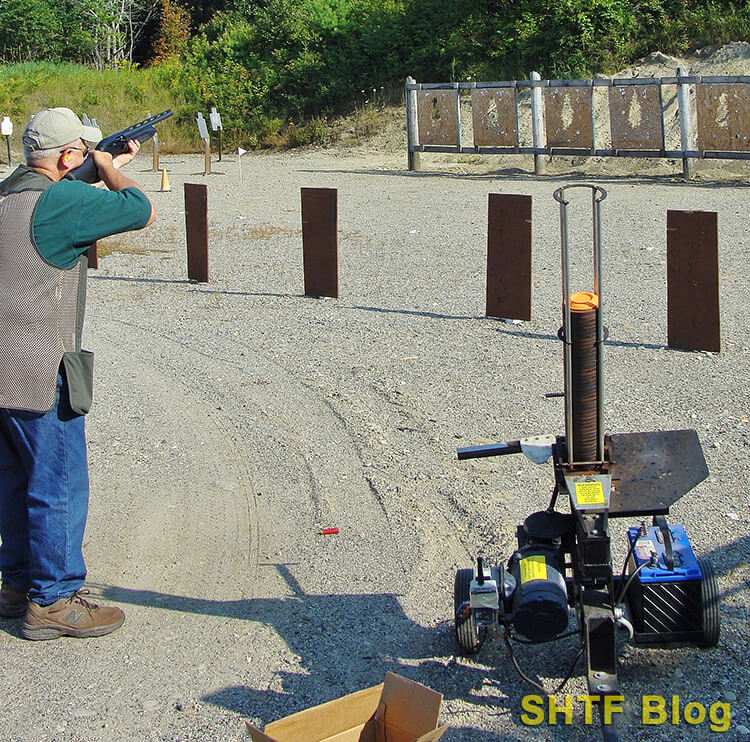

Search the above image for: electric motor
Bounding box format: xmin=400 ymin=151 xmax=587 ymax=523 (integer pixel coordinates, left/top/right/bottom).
xmin=508 ymin=543 xmax=569 ymax=642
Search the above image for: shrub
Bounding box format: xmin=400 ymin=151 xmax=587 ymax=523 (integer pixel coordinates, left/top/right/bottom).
xmin=3 ymin=0 xmax=749 ymax=151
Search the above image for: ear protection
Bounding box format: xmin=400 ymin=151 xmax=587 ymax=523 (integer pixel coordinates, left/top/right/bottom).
xmin=64 ymin=154 xmax=71 ymax=163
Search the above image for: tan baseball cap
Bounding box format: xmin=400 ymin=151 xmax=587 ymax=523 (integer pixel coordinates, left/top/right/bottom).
xmin=22 ymin=107 xmax=102 ymax=151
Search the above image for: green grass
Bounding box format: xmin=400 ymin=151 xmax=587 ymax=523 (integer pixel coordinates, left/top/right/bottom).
xmin=0 ymin=61 xmax=196 ymax=155
xmin=0 ymin=60 xmax=398 ymax=158
xmin=2 ymin=0 xmax=747 ymax=160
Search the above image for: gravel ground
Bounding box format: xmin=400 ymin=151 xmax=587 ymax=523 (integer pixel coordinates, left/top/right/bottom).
xmin=0 ymin=115 xmax=749 ymax=742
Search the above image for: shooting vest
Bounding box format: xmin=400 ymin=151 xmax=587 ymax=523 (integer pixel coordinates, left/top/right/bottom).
xmin=0 ymin=167 xmax=88 ymax=413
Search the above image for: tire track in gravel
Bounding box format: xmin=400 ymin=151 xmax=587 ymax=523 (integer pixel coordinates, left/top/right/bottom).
xmin=79 ymin=314 xmax=462 ymax=727
xmin=85 ymin=317 xmax=420 ymax=605
xmin=84 ymin=326 xmax=259 ymax=604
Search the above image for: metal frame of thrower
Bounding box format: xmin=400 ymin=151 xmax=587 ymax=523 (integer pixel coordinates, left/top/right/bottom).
xmin=555 ymin=184 xmax=619 ymax=697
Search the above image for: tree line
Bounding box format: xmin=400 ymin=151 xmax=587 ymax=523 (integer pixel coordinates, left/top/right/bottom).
xmin=1 ymin=0 xmax=748 ymax=144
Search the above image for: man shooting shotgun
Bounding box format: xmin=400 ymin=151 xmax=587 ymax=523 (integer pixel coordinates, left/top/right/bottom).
xmin=66 ymin=109 xmax=173 ymax=184
xmin=0 ymin=107 xmax=156 ymax=639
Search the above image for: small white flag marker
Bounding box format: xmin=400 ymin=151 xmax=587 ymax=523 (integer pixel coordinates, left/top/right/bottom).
xmin=238 ymin=147 xmax=247 ymax=185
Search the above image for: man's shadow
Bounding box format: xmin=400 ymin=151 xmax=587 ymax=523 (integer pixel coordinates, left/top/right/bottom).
xmin=78 ymin=562 xmax=543 ymax=738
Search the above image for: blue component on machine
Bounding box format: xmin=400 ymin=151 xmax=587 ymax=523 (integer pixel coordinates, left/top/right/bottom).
xmin=627 ymin=524 xmax=702 ymax=583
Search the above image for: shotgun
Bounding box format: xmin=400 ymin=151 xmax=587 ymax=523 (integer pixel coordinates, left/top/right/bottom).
xmin=66 ymin=109 xmax=173 ymax=183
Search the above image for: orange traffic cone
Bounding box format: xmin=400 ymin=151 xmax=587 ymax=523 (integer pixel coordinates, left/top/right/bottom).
xmin=160 ymin=168 xmax=170 ymax=192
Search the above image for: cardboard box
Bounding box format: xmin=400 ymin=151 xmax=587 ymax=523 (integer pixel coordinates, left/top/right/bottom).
xmin=246 ymin=672 xmax=449 ymax=742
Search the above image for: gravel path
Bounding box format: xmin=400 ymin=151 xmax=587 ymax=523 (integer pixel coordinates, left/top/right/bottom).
xmin=0 ymin=143 xmax=748 ymax=742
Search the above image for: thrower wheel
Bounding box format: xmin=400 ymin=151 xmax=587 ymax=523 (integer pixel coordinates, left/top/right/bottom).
xmin=454 ymin=568 xmax=486 ymax=656
xmin=696 ymin=557 xmax=720 ymax=648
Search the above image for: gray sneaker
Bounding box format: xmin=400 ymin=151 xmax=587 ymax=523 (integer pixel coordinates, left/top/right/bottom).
xmin=0 ymin=582 xmax=29 ymax=618
xmin=22 ymin=590 xmax=125 ymax=640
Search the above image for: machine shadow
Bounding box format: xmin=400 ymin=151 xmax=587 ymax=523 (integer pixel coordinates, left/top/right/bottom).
xmin=83 ymin=563 xmax=553 ymax=736
xmin=80 ymin=535 xmax=746 ymax=738
xmin=692 ymin=532 xmax=750 ymax=600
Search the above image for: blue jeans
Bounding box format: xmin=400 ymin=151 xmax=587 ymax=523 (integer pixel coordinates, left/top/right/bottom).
xmin=0 ymin=372 xmax=89 ymax=605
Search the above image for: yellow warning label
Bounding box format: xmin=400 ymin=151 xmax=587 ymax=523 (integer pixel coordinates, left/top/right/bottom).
xmin=575 ymin=480 xmax=605 ymax=505
xmin=520 ymin=555 xmax=547 ymax=583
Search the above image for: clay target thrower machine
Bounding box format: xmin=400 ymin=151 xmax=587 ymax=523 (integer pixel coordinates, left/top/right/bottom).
xmin=453 ymin=184 xmax=719 ymax=739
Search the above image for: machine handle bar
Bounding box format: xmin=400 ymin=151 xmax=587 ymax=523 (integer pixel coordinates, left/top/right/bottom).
xmin=457 ymin=440 xmax=522 ymax=460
